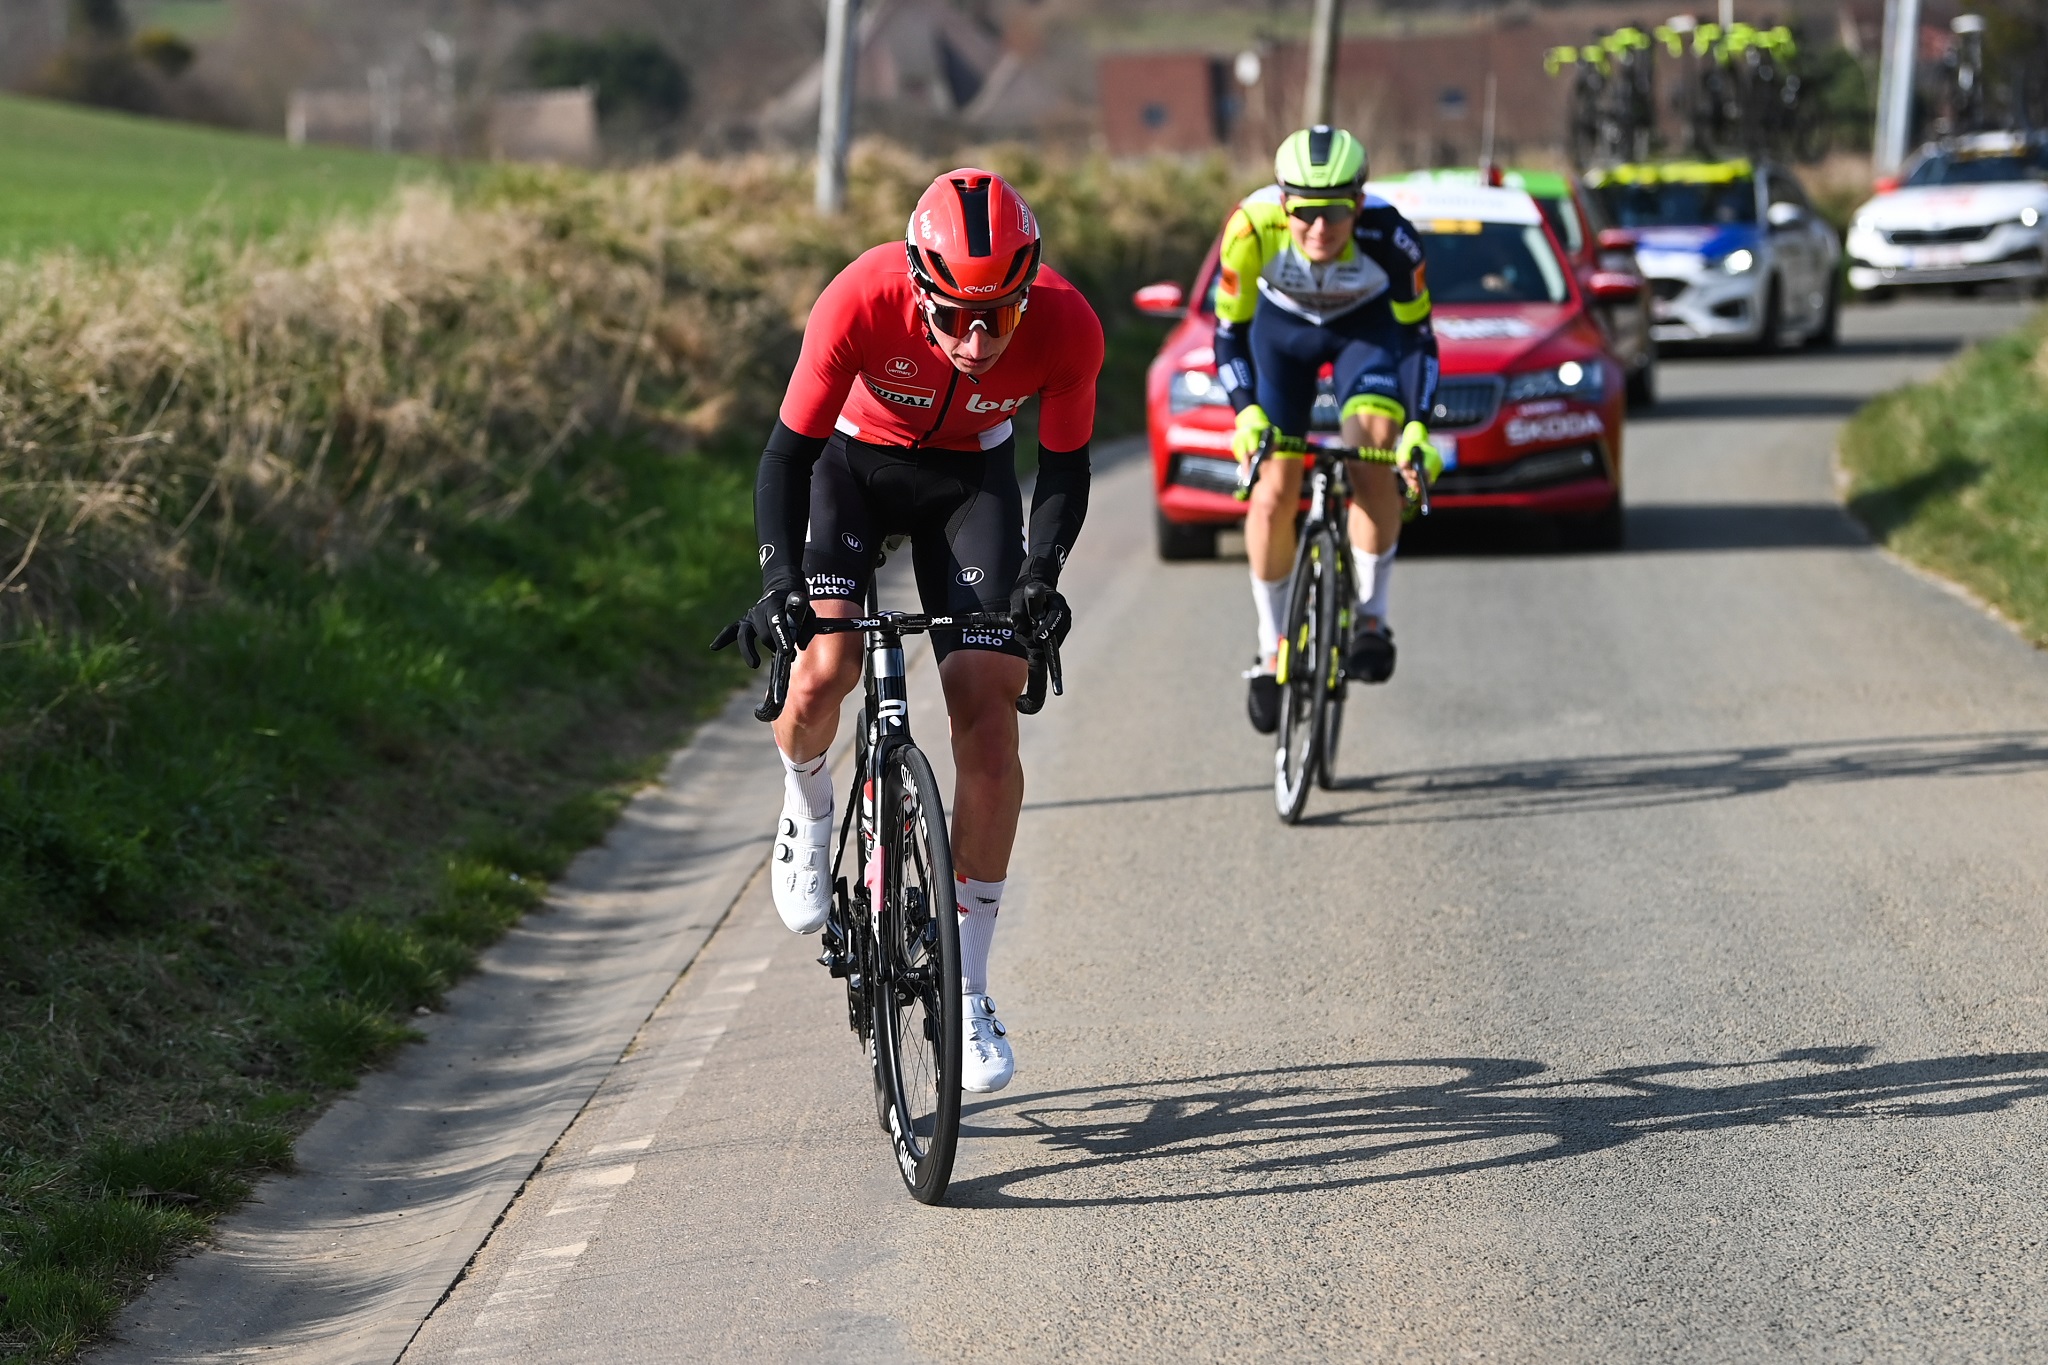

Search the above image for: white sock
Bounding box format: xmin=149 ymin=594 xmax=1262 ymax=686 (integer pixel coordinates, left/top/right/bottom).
xmin=1357 ymin=546 xmax=1397 ymax=625
xmin=956 ymin=875 xmax=1003 ymax=995
xmin=778 ymin=746 xmax=833 ymax=821
xmin=1250 ymin=573 xmax=1289 ymax=663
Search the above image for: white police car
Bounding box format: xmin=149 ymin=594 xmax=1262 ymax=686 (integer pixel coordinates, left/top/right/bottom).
xmin=1585 ymin=158 xmax=1841 ymax=350
xmin=1845 ymin=132 xmax=2048 ymax=297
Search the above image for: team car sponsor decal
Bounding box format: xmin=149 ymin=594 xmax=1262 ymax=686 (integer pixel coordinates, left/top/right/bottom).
xmin=1434 ymin=316 xmax=1538 ymax=340
xmin=863 ymin=373 xmax=939 ymax=408
xmin=1505 ymin=409 xmax=1605 ymax=446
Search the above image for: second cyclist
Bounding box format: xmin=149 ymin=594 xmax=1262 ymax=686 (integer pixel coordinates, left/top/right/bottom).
xmin=1217 ymin=125 xmax=1441 ymax=733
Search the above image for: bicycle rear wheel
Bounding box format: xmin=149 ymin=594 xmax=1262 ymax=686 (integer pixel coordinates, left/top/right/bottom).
xmin=869 ymin=743 xmax=962 ymax=1204
xmin=1274 ymin=536 xmax=1326 ymax=823
xmin=1315 ymin=530 xmax=1350 ymax=791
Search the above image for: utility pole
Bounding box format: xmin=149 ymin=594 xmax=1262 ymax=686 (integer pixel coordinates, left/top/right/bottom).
xmin=1874 ymin=0 xmax=1922 ymax=175
xmin=816 ymin=0 xmax=860 ymax=214
xmin=1303 ymin=0 xmax=1343 ymax=127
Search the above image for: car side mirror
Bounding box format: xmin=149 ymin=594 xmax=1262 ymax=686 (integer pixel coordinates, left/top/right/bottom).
xmin=1133 ymin=281 xmax=1187 ymax=319
xmin=1767 ymin=201 xmax=1806 ymax=230
xmin=1588 ymin=270 xmax=1644 ymax=302
xmin=1595 ymin=227 xmax=1636 ymax=252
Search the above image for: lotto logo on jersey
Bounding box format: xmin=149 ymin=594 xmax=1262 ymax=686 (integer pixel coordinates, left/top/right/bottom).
xmin=864 ymin=374 xmax=938 ymax=408
xmin=965 ymin=394 xmax=1025 ymax=414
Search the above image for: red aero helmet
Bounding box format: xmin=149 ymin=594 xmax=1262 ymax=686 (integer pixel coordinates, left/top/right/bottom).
xmin=904 ymin=169 xmax=1042 ymax=305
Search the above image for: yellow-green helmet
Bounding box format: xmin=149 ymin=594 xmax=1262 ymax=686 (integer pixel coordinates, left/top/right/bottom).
xmin=1274 ymin=125 xmax=1368 ymax=197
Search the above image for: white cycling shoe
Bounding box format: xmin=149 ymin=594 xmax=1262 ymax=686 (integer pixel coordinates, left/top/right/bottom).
xmin=769 ymin=796 xmax=833 ymax=935
xmin=962 ymin=994 xmax=1015 ymax=1093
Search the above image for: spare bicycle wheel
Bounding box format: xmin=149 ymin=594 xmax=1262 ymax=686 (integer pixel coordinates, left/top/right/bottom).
xmin=869 ymin=743 xmax=962 ymax=1203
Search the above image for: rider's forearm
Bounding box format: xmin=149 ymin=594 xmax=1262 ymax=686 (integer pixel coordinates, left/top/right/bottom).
xmin=1212 ymin=319 xmax=1258 ymax=415
xmin=1026 ymin=441 xmax=1090 ymax=580
xmin=1403 ymin=324 xmax=1442 ymax=425
xmin=755 ymin=420 xmax=828 ymax=594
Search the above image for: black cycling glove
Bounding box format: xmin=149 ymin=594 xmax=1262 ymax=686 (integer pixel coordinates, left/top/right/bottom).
xmin=712 ymin=588 xmax=818 ymax=669
xmin=1009 ymin=555 xmax=1071 ymax=650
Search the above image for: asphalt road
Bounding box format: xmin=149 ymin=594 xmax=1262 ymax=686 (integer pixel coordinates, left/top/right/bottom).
xmin=403 ymin=299 xmax=2048 ymax=1364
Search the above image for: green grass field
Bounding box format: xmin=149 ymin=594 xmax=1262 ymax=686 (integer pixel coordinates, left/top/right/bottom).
xmin=0 ymin=95 xmax=428 ymax=257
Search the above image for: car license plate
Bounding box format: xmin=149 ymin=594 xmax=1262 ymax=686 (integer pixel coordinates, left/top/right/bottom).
xmin=1909 ymin=246 xmax=1968 ymax=268
xmin=1435 ymin=433 xmax=1458 ymax=469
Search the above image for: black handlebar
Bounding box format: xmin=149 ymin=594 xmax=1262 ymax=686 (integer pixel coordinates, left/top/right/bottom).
xmin=749 ymin=610 xmax=1062 ymax=723
xmin=1235 ymin=427 xmax=1430 ymax=515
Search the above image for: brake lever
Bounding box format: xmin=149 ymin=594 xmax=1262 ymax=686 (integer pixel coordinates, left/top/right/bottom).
xmin=754 ymin=643 xmax=793 ymax=722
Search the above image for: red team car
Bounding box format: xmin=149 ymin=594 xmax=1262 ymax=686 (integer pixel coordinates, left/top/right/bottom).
xmin=1141 ymin=180 xmax=1634 ymax=556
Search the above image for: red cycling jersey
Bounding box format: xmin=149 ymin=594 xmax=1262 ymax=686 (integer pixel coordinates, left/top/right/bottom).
xmin=779 ymin=243 xmax=1105 ymax=453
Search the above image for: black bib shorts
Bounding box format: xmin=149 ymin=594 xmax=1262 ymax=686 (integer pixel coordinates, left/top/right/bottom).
xmin=802 ymin=432 xmax=1027 ymax=662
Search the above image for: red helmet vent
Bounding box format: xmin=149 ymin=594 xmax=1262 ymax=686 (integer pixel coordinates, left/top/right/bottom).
xmin=906 ymin=168 xmax=1043 ymax=304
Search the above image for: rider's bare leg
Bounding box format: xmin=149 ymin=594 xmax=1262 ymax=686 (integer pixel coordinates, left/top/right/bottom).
xmin=1342 ymin=412 xmax=1404 ymax=629
xmin=1243 ymin=453 xmax=1306 ymax=584
xmin=940 ymin=647 xmax=1030 ymax=882
xmin=772 ymin=597 xmax=863 ymax=765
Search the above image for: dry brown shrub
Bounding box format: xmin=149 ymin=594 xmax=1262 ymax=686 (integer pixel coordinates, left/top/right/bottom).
xmin=0 ymin=142 xmax=1240 ymax=628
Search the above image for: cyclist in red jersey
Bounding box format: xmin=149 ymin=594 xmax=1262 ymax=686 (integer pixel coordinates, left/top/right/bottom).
xmin=715 ymin=170 xmax=1104 ymax=1093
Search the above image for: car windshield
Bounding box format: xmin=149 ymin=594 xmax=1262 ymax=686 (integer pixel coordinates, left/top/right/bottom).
xmin=1593 ymin=181 xmax=1757 ymax=226
xmin=1417 ymin=221 xmax=1570 ymax=304
xmin=1905 ymin=147 xmax=2048 ymax=185
xmin=1534 ymin=194 xmax=1585 ymax=255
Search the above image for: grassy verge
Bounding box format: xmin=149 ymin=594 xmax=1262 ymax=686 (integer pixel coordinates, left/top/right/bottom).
xmin=1 ymin=433 xmax=755 ymax=1360
xmin=0 ymin=94 xmax=432 ymax=258
xmin=0 ymin=143 xmax=1241 ymax=1361
xmin=1839 ymin=306 xmax=2048 ymax=645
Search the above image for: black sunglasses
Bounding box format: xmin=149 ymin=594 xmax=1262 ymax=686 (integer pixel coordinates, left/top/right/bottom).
xmin=1287 ymin=201 xmax=1359 ymax=225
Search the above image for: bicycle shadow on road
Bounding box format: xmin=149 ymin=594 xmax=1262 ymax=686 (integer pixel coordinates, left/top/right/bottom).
xmin=1301 ymin=730 xmax=2048 ymax=828
xmin=948 ymin=1049 xmax=2048 ymax=1209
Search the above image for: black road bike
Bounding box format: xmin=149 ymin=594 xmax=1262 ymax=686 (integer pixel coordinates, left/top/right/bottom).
xmin=1239 ymin=431 xmax=1426 ymax=824
xmin=754 ymin=581 xmax=1060 ymax=1204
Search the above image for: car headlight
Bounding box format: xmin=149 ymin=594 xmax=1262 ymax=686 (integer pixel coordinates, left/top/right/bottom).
xmin=1169 ymin=369 xmax=1230 ymax=413
xmin=1503 ymin=359 xmax=1606 ymax=403
xmin=1717 ymin=248 xmax=1756 ymax=274
xmin=2021 ymin=207 xmax=2041 ymax=228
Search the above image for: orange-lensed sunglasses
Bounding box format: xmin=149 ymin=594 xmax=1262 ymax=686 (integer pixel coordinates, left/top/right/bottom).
xmin=920 ymin=290 xmax=1030 ymax=339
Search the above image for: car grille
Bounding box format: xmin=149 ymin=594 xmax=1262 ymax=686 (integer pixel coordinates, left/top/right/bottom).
xmin=1649 ymin=277 xmax=1687 ymax=302
xmin=1168 ymin=452 xmax=1242 ymax=495
xmin=1430 ymin=377 xmax=1503 ymax=431
xmin=1887 ymin=224 xmax=1994 ymax=246
xmin=1433 ymin=445 xmax=1608 ymax=495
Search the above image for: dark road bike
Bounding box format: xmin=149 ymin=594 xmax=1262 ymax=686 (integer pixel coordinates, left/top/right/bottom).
xmin=1239 ymin=430 xmax=1427 ymax=824
xmin=753 ymin=581 xmax=1060 ymax=1204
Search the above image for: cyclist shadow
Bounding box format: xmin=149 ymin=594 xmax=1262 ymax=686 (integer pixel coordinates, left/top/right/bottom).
xmin=949 ymin=1048 xmax=2048 ymax=1209
xmin=1302 ymin=730 xmax=2048 ymax=827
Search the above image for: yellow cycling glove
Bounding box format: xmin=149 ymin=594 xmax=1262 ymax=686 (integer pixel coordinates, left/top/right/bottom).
xmin=1394 ymin=420 xmax=1443 ymax=484
xmin=1231 ymin=404 xmax=1271 ymax=463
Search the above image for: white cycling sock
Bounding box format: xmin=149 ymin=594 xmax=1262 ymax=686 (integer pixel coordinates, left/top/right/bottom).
xmin=778 ymin=746 xmax=833 ymax=821
xmin=1356 ymin=546 xmax=1397 ymax=625
xmin=956 ymin=875 xmax=1003 ymax=995
xmin=1250 ymin=573 xmax=1289 ymax=663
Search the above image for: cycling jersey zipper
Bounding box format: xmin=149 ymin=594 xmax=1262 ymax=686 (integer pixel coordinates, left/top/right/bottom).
xmin=914 ymin=366 xmax=964 ymax=449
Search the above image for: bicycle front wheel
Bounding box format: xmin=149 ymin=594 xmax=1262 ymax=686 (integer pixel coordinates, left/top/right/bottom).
xmin=1315 ymin=530 xmax=1350 ymax=791
xmin=1274 ymin=537 xmax=1327 ymax=823
xmin=870 ymin=743 xmax=962 ymax=1204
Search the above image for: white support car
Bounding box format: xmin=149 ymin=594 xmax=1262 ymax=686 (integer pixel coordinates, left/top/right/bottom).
xmin=1585 ymin=159 xmax=1841 ymax=352
xmin=1846 ymin=132 xmax=2048 ymax=297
